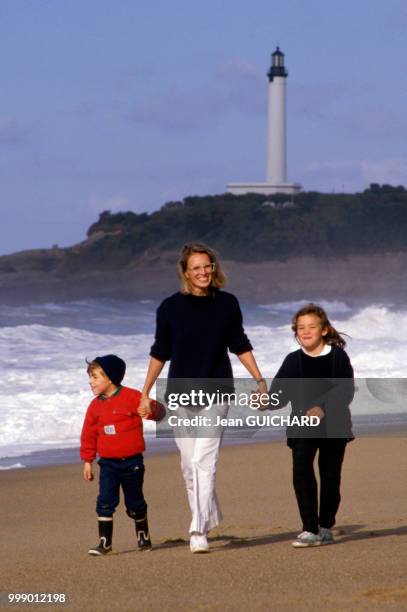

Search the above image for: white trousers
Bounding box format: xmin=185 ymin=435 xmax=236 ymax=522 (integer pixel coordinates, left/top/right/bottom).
xmin=174 ymin=405 xmax=227 ymax=534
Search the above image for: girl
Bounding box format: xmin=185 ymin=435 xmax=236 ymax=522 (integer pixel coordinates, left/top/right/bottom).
xmin=270 ymin=303 xmax=354 ymax=547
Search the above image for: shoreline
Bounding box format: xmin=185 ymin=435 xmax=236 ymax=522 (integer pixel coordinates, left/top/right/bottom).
xmin=2 ymin=414 xmax=407 ymax=470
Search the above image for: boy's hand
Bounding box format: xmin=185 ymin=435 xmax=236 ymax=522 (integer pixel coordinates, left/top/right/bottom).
xmin=83 ymin=462 xmax=94 ymax=481
xmin=137 ymin=396 xmax=152 ymax=419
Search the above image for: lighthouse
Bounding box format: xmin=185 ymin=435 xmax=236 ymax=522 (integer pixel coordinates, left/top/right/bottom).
xmin=228 ymin=47 xmax=301 ymax=196
xmin=267 ymin=46 xmax=288 ymax=184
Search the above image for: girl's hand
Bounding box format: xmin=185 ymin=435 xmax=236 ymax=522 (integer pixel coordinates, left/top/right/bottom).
xmin=83 ymin=462 xmax=94 ymax=481
xmin=306 ymin=405 xmax=325 ymax=421
xmin=251 ymin=379 xmax=270 ymax=410
xmin=137 ymin=395 xmax=152 ymax=418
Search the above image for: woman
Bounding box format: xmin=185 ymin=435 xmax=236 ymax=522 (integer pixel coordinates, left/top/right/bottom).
xmin=140 ymin=242 xmax=267 ymax=553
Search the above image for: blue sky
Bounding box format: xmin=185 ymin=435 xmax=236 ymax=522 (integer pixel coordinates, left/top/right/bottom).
xmin=1 ymin=0 xmax=406 ymax=255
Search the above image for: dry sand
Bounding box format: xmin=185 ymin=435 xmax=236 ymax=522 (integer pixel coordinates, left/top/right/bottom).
xmin=1 ymin=437 xmax=407 ymax=611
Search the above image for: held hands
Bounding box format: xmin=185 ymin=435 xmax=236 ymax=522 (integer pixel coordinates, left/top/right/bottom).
xmin=306 ymin=405 xmax=325 ymax=420
xmin=137 ymin=395 xmax=152 ymax=419
xmin=83 ymin=461 xmax=94 ymax=482
xmin=256 ymin=379 xmax=269 ymax=396
xmin=251 ymin=379 xmax=270 ymax=411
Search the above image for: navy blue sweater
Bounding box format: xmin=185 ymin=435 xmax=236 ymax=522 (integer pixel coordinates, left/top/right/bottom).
xmin=150 ymin=290 xmax=252 ymax=385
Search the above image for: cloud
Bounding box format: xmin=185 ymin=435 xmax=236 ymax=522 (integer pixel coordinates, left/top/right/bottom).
xmin=65 ymin=99 xmax=125 ymax=119
xmin=289 ymin=82 xmax=342 ymax=122
xmin=0 ymin=116 xmax=30 ymax=145
xmin=300 ymin=157 xmax=407 ymax=191
xmin=216 ymin=58 xmax=264 ymax=83
xmin=289 ymin=81 xmax=407 ymax=139
xmin=126 ymin=57 xmax=266 ymax=131
xmin=359 ymin=158 xmax=407 ymax=186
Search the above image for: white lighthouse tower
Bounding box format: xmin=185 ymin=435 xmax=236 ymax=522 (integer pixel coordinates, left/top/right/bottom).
xmin=228 ymin=47 xmax=301 ymax=196
xmin=267 ymin=46 xmax=288 ymax=185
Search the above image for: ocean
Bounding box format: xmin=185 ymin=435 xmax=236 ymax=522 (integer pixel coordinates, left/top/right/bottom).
xmin=1 ymin=298 xmax=406 ymax=469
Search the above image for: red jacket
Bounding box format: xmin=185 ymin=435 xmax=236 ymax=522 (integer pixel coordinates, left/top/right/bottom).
xmin=80 ymin=386 xmax=164 ymax=462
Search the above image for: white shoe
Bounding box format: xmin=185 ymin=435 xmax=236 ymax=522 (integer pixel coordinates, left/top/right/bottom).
xmin=292 ymin=531 xmax=322 ymax=547
xmin=190 ymin=534 xmax=209 ymax=553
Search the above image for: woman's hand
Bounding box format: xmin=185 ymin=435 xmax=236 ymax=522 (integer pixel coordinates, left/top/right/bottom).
xmin=306 ymin=405 xmax=325 ymax=421
xmin=83 ymin=462 xmax=94 ymax=481
xmin=252 ymin=379 xmax=270 ymax=410
xmin=137 ymin=395 xmax=152 ymax=418
xmin=256 ymin=379 xmax=268 ymax=396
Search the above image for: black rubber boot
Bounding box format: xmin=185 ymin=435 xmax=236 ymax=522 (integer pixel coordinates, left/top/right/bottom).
xmin=135 ymin=514 xmax=152 ymax=551
xmin=88 ymin=518 xmax=113 ymax=556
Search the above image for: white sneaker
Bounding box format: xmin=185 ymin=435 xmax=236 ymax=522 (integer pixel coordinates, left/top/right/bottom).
xmin=319 ymin=527 xmax=334 ymax=544
xmin=292 ymin=531 xmax=322 ymax=547
xmin=190 ymin=533 xmax=209 ymax=553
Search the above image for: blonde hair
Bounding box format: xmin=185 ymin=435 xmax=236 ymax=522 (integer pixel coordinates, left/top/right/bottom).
xmin=178 ymin=242 xmax=226 ymax=294
xmin=291 ymin=303 xmax=347 ymax=349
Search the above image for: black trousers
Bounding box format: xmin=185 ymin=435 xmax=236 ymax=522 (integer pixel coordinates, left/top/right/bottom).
xmin=291 ymin=438 xmax=347 ymax=534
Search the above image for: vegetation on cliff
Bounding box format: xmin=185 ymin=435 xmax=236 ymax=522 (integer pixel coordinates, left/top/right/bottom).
xmin=81 ymin=184 xmax=407 ymax=268
xmin=1 ymin=184 xmax=406 ymax=275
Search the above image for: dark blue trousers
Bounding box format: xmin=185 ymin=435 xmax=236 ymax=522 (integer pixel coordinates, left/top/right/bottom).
xmin=96 ymin=454 xmax=147 ymax=519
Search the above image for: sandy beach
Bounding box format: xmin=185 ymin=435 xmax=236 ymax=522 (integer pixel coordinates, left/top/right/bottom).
xmin=2 ymin=437 xmax=407 ymax=611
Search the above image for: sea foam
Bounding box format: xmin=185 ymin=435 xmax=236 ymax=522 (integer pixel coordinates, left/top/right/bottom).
xmin=0 ymin=301 xmax=406 ymax=460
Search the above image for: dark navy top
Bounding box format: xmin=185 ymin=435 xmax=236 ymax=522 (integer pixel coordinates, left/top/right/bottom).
xmin=150 ymin=290 xmax=252 ymax=383
xmin=270 ymin=345 xmax=354 ymax=442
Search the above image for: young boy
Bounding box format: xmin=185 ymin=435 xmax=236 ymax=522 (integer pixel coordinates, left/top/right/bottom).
xmin=80 ymin=354 xmax=164 ymax=556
